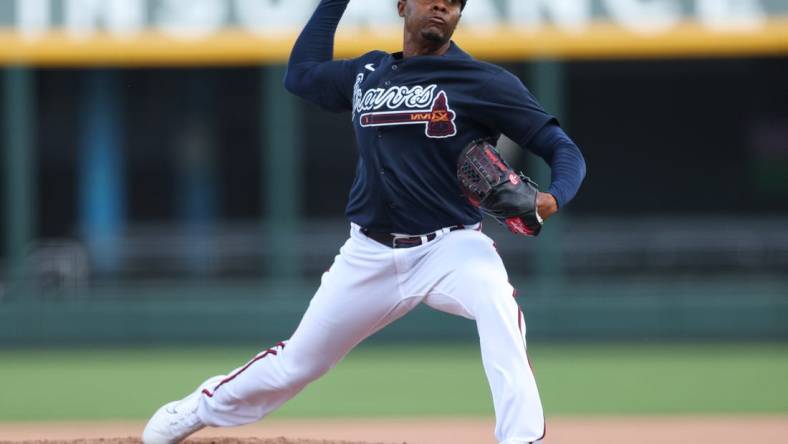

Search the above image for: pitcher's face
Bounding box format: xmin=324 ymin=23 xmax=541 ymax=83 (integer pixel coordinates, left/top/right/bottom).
xmin=398 ymin=0 xmax=463 ymax=45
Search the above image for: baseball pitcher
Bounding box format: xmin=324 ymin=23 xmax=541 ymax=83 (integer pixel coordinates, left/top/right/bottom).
xmin=143 ymin=1 xmax=586 ymax=443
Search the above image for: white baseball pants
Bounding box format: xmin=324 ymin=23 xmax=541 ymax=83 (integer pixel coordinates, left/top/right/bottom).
xmin=197 ymin=224 xmax=545 ymax=444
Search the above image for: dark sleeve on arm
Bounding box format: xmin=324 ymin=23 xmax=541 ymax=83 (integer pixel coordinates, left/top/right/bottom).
xmin=478 ymin=69 xmax=586 ymax=208
xmin=283 ymin=0 xmax=357 ymax=112
xmin=527 ymin=122 xmax=587 ymax=208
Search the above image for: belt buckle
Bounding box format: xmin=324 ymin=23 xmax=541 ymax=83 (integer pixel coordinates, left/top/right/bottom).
xmin=391 ymin=233 xmax=413 ymax=248
xmin=390 ymin=225 xmax=464 ymax=249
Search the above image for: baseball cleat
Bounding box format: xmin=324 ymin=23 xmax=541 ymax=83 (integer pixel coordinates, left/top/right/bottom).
xmin=142 ymin=376 xmax=222 ymax=444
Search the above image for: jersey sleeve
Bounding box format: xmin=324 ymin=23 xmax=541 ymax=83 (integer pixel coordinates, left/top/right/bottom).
xmin=283 ymin=0 xmax=358 ymax=113
xmin=476 ymin=69 xmax=556 ymax=147
xmin=527 ymin=122 xmax=587 ymax=209
xmin=285 ymin=58 xmax=359 ymax=112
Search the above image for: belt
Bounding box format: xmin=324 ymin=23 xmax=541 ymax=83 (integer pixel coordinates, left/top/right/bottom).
xmin=361 ymin=225 xmax=465 ymax=249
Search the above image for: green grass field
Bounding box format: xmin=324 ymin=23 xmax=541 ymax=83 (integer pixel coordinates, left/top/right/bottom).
xmin=1 ymin=343 xmax=787 ymax=421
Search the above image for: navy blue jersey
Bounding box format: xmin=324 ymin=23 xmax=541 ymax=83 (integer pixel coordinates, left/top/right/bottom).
xmin=286 ymin=0 xmax=586 ymax=234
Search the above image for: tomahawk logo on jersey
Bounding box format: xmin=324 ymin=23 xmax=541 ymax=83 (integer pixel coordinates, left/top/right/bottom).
xmin=359 ymin=91 xmax=457 ymax=138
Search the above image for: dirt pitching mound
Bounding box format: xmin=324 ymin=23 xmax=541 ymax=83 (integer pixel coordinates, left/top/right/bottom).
xmin=3 ymin=416 xmax=787 ymax=443
xmin=0 ymin=439 xmax=396 ymax=444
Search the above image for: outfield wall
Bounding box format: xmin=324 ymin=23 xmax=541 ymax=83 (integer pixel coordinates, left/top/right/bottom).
xmin=2 ymin=277 xmax=787 ymax=345
xmin=2 ymin=219 xmax=787 ymax=346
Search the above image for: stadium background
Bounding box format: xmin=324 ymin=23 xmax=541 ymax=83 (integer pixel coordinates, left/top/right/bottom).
xmin=1 ymin=0 xmax=787 ymax=443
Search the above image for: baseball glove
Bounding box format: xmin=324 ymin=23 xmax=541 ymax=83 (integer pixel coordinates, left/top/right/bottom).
xmin=457 ymin=139 xmax=543 ymax=236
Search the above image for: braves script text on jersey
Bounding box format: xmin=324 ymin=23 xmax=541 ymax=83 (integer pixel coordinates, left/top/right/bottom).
xmin=143 ymin=1 xmax=586 ymax=444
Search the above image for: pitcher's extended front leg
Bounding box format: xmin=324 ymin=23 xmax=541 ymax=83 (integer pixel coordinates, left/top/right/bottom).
xmin=422 ymin=231 xmax=545 ymax=444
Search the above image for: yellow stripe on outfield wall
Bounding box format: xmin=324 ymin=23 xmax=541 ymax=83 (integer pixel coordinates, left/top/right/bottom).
xmin=1 ymin=19 xmax=787 ymax=66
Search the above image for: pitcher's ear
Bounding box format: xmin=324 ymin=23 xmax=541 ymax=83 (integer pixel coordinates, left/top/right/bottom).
xmin=397 ymin=0 xmax=406 ymax=18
